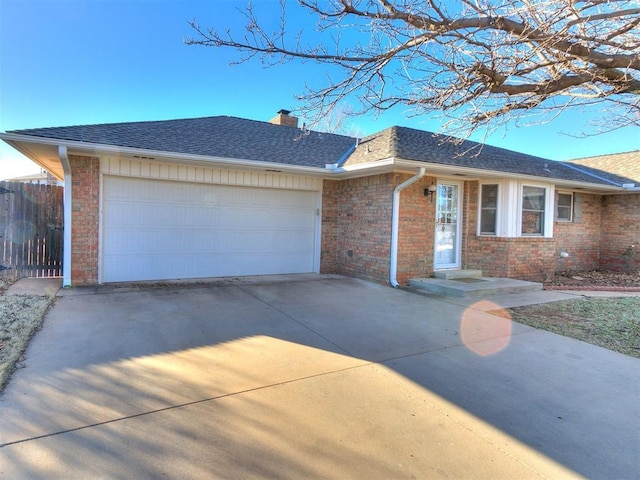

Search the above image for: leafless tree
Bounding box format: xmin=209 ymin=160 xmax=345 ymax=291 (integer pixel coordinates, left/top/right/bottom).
xmin=186 ymin=0 xmax=640 ymax=137
xmin=305 ymin=103 xmax=365 ymax=137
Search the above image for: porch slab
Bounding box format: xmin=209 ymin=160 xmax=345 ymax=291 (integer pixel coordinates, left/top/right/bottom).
xmin=407 ymin=276 xmax=543 ymax=297
xmin=433 ymin=269 xmax=483 ymax=280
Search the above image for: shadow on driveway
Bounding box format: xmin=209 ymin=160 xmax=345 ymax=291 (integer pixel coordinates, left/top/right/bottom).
xmin=1 ymin=276 xmax=638 ymax=479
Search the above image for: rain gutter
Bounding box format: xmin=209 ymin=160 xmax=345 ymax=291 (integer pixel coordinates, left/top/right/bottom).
xmin=58 ymin=145 xmax=72 ymax=287
xmin=390 ymin=167 xmax=426 ymax=288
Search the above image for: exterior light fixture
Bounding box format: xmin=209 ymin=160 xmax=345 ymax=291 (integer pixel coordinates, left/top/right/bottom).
xmin=425 ymin=183 xmax=437 ymax=202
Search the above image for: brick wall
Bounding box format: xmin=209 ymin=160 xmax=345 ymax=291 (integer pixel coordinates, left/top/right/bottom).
xmin=321 ymin=174 xmax=394 ymax=284
xmin=320 ymin=180 xmax=339 ymax=274
xmin=465 ymin=236 xmax=556 ymax=281
xmin=321 ymin=173 xmax=436 ymax=285
xmin=464 ymin=182 xmax=605 ymax=281
xmin=396 ymin=174 xmax=436 ymax=284
xmin=70 ymin=155 xmax=100 ymax=285
xmin=325 ymin=179 xmax=640 ymax=283
xmin=553 ymin=193 xmax=601 ymax=273
xmin=461 ymin=181 xmax=478 ymax=272
xmin=600 ymin=193 xmax=640 ymax=272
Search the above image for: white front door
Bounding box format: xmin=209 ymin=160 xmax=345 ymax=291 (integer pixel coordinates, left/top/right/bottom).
xmin=434 ymin=181 xmax=462 ymax=269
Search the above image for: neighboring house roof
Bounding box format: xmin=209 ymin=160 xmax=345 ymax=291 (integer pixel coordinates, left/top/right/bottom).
xmin=7 ymin=116 xmax=356 ymax=169
xmin=345 ymin=126 xmax=635 ymax=187
xmin=2 ymin=172 xmax=56 ymax=184
xmin=567 ymin=150 xmax=640 ymax=183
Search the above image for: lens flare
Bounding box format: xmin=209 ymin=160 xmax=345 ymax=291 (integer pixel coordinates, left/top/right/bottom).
xmin=7 ymin=220 xmax=36 ymax=245
xmin=461 ymin=301 xmax=512 ymax=357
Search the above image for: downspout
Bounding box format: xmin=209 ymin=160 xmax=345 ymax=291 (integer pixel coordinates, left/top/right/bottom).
xmin=58 ymin=145 xmax=72 ymax=287
xmin=390 ymin=167 xmax=426 ymax=288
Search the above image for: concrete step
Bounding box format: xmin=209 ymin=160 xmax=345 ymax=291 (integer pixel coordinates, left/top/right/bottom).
xmin=407 ymin=276 xmax=543 ymax=298
xmin=433 ymin=269 xmax=483 ymax=280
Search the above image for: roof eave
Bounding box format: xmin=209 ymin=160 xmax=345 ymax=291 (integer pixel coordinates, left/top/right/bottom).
xmin=1 ymin=135 xmax=65 ymax=181
xmin=330 ymin=158 xmax=397 ymax=178
xmin=0 ymin=133 xmax=334 ymax=178
xmin=1 ymin=133 xmax=634 ymax=191
xmin=393 ymin=159 xmax=627 ymax=193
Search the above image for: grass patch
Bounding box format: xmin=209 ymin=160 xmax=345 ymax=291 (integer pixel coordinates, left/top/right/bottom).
xmin=0 ymin=291 xmax=54 ymax=393
xmin=508 ymin=297 xmax=640 ymax=358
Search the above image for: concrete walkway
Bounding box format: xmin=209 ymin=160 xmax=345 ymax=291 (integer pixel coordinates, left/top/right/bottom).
xmin=1 ymin=275 xmax=638 ymax=479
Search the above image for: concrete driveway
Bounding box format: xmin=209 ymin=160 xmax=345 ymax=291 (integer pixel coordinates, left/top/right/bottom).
xmin=1 ymin=275 xmax=638 ymax=479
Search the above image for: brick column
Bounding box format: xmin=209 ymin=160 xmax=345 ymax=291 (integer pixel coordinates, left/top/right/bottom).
xmin=69 ymin=155 xmax=100 ymax=285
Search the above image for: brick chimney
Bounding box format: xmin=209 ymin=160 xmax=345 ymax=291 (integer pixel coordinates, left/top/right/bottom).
xmin=269 ymin=109 xmax=299 ymax=128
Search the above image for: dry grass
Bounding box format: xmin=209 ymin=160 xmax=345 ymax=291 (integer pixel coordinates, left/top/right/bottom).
xmin=507 ymin=297 xmax=640 ymax=358
xmin=0 ymin=279 xmax=55 ymax=392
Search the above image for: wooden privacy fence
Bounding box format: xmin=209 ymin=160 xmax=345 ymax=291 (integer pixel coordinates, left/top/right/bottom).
xmin=0 ymin=181 xmax=64 ymax=279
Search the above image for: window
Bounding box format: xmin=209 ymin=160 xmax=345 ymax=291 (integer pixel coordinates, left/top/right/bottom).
xmin=475 ymin=180 xmax=553 ymax=238
xmin=556 ymin=192 xmax=573 ymax=222
xmin=479 ymin=184 xmax=498 ymax=235
xmin=522 ymin=186 xmax=545 ymax=235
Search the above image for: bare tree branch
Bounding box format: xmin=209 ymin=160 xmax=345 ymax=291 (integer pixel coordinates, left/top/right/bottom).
xmin=185 ymin=0 xmax=640 ymax=137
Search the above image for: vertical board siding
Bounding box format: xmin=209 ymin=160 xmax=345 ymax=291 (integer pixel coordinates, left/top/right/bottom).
xmin=101 ymin=158 xmax=322 ymax=191
xmin=0 ymin=181 xmax=64 ymax=279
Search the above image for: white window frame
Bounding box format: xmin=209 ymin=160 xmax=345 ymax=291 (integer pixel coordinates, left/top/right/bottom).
xmin=475 ymin=180 xmax=554 ymax=238
xmin=556 ymin=191 xmax=574 ymax=222
xmin=517 ymin=182 xmax=554 ymax=238
xmin=478 ymin=183 xmax=500 ymax=236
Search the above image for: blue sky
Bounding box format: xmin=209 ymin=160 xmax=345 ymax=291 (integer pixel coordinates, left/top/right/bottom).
xmin=1 ymin=0 xmax=638 ymax=179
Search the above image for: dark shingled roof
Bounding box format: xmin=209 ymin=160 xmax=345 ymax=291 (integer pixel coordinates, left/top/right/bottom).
xmin=8 ymin=117 xmax=634 ymax=187
xmin=346 ymin=126 xmax=633 ymax=186
xmin=8 ymin=116 xmax=357 ymax=169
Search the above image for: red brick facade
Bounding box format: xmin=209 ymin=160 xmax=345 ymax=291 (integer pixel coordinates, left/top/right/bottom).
xmin=395 ymin=174 xmax=436 ymax=285
xmin=67 ymin=163 xmax=640 ymax=286
xmin=464 ymin=183 xmax=603 ymax=281
xmin=552 ymin=193 xmax=601 ymax=273
xmin=600 ymin=193 xmax=640 ymax=272
xmin=321 ymin=173 xmax=436 ymax=285
xmin=322 ymin=176 xmax=640 ymax=285
xmin=465 ymin=236 xmax=557 ymax=281
xmin=70 ymin=155 xmax=100 ymax=285
xmin=321 ymin=174 xmax=395 ymax=284
xmin=464 ymin=186 xmax=639 ymax=281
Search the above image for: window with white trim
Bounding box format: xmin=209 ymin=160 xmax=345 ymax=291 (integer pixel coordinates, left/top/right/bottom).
xmin=479 ymin=184 xmax=498 ymax=235
xmin=475 ymin=180 xmax=554 ymax=238
xmin=556 ymin=192 xmax=573 ymax=222
xmin=521 ymin=185 xmax=546 ymax=236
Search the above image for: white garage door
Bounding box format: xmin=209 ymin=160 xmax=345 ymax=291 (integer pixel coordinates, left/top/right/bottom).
xmin=102 ymin=176 xmax=318 ymax=282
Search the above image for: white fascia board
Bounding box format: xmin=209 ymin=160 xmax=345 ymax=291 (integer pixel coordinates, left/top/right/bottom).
xmin=3 ymin=133 xmax=631 ymax=191
xmin=0 ymin=133 xmax=333 ymax=178
xmin=394 ymin=159 xmax=626 ymax=193
xmin=330 ymin=158 xmax=397 ymax=178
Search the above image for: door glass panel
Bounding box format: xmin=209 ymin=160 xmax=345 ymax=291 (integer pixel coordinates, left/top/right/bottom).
xmin=435 ymin=184 xmax=459 ymax=267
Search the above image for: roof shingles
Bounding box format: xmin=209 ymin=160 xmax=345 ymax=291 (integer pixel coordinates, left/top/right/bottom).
xmin=7 ymin=117 xmax=635 ymax=187
xmin=9 ymin=116 xmax=357 ymax=169
xmin=568 ymin=151 xmax=640 ymax=183
xmin=344 ymin=126 xmax=633 ymax=186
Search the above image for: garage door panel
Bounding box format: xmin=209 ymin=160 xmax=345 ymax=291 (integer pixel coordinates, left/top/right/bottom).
xmin=103 ymin=176 xmax=318 ymax=282
xmin=103 ymin=250 xmax=314 ymax=281
xmin=103 ymin=227 xmax=315 ymax=256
